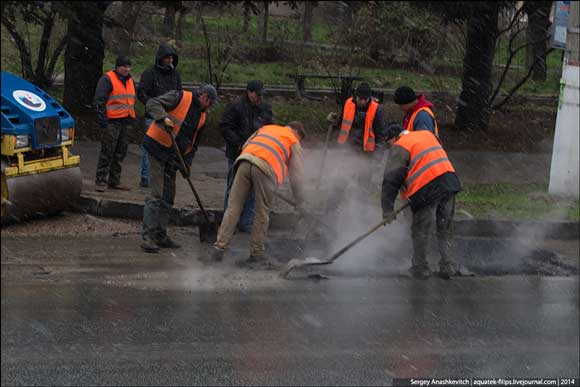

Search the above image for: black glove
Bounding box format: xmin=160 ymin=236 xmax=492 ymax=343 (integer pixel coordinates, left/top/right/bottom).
xmin=176 ymin=160 xmax=190 ymax=178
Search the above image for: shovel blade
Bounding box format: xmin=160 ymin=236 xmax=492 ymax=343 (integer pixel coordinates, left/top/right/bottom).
xmin=279 ymin=257 xmax=326 ymax=279
xmin=199 ymin=222 xmax=219 ymax=243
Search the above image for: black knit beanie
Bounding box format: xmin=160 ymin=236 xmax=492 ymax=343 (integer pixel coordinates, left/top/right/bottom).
xmin=115 ymin=55 xmax=131 ymax=67
xmin=394 ymin=86 xmax=417 ymax=105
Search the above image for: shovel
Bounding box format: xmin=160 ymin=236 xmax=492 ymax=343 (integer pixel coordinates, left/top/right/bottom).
xmin=168 ymin=130 xmax=219 ymax=243
xmin=280 ymin=201 xmax=410 ymax=279
xmin=274 ymin=191 xmax=336 ymax=236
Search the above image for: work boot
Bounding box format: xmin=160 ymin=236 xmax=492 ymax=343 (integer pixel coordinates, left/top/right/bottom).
xmin=95 ymin=183 xmax=107 ymax=192
xmin=199 ymin=246 xmax=224 ymax=264
xmin=409 ymin=265 xmax=432 ymax=280
xmin=437 ymin=262 xmax=456 ymax=280
xmin=108 ymin=183 xmax=131 ymax=191
xmin=235 ymin=254 xmax=265 ymax=268
xmin=139 ymin=177 xmax=149 ymax=188
xmin=155 ymin=235 xmax=181 ymax=249
xmin=141 ymin=238 xmax=160 ymax=254
xmin=237 ymin=254 xmax=280 ymax=270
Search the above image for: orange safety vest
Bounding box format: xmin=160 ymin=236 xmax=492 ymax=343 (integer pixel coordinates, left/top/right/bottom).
xmin=395 ymin=130 xmax=454 ymax=199
xmin=406 ymin=106 xmax=439 ymax=137
xmin=337 ymin=97 xmax=378 ymax=152
xmin=242 ymin=124 xmax=300 ymax=185
xmin=146 ymin=91 xmax=206 ymax=155
xmin=105 ymin=70 xmax=136 ymax=119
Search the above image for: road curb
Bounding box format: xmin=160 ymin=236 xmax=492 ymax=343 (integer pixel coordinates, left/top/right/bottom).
xmin=74 ymin=196 xmax=579 ymax=240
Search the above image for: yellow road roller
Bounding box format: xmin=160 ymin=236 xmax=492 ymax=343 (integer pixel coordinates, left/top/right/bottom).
xmin=1 ymin=71 xmax=81 ymax=223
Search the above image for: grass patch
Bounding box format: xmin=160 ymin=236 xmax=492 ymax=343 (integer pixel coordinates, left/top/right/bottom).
xmin=457 ymin=183 xmax=579 ymax=221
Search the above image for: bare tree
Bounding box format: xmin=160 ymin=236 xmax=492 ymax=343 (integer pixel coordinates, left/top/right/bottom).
xmin=303 ymin=1 xmax=318 ymax=42
xmin=197 ymin=3 xmax=239 ymax=91
xmin=261 ymin=1 xmax=269 ymax=43
xmin=104 ymin=2 xmax=143 ymax=56
xmin=63 ymin=1 xmax=111 ymax=115
xmin=523 ymin=1 xmax=553 ymax=81
xmin=1 ymin=1 xmax=68 ymax=88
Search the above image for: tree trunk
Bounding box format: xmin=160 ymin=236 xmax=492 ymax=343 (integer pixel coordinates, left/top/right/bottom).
xmin=63 ymin=1 xmax=110 ymax=116
xmin=261 ymin=1 xmax=269 ymax=43
xmin=33 ymin=11 xmax=55 ymax=88
xmin=119 ymin=2 xmax=140 ymax=56
xmin=243 ymin=6 xmax=250 ymax=33
xmin=1 ymin=14 xmax=34 ymax=80
xmin=176 ymin=10 xmax=186 ymax=42
xmin=303 ymin=2 xmax=315 ymax=42
xmin=525 ymin=1 xmax=552 ymax=81
xmin=455 ymin=4 xmax=499 ymax=132
xmin=163 ymin=4 xmax=176 ymax=38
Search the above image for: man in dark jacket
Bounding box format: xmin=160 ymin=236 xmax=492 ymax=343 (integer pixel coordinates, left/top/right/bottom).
xmin=220 ymin=80 xmax=273 ymax=232
xmin=93 ymin=55 xmax=136 ymax=192
xmin=393 ymin=86 xmax=438 ymax=136
xmin=381 ymin=125 xmax=462 ymax=280
xmin=137 ymin=43 xmax=182 ymax=188
xmin=326 ymin=83 xmax=388 ymax=214
xmin=140 ymin=84 xmax=218 ymax=253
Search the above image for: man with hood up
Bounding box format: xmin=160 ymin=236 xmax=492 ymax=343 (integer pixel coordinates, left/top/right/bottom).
xmin=137 ymin=43 xmax=182 ymax=188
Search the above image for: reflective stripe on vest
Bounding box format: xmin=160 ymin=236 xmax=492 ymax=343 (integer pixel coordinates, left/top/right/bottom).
xmin=105 ymin=70 xmax=136 ymax=119
xmin=241 ymin=124 xmax=299 ymax=185
xmin=145 ymin=91 xmax=207 ymax=155
xmin=395 ymin=130 xmax=454 ymax=199
xmin=406 ymin=106 xmax=439 ymax=137
xmin=337 ymin=97 xmax=378 ymax=152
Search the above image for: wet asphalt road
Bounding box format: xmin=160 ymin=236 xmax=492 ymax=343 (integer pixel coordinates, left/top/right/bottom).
xmin=2 ymin=227 xmax=579 ymax=386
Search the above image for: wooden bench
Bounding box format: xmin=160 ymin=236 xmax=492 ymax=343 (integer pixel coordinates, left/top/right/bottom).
xmin=286 ymin=74 xmax=364 ymax=102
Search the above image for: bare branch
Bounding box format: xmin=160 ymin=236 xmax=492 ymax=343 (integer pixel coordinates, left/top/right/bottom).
xmin=496 ymin=5 xmax=525 ymax=37
xmin=489 ymin=35 xmax=551 ymax=104
xmin=1 ymin=14 xmax=33 ymax=79
xmin=492 ymin=47 xmax=555 ymax=110
xmin=198 ymin=5 xmax=213 ymax=85
xmin=47 ymin=34 xmax=67 ymax=84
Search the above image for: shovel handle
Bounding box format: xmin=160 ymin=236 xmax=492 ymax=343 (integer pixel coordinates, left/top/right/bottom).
xmin=274 ymin=191 xmax=335 ymax=232
xmin=168 ymin=130 xmax=212 ymax=224
xmin=325 ymin=201 xmax=410 ymax=263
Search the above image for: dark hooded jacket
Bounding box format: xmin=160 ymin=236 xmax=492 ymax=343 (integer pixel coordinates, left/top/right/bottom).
xmin=220 ymin=94 xmax=273 ymax=160
xmin=137 ymin=44 xmax=182 ymax=119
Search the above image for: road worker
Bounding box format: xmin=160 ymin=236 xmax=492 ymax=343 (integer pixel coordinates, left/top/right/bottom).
xmin=208 ymin=122 xmax=307 ymax=268
xmin=140 ymin=84 xmax=218 ymax=253
xmin=381 ymin=125 xmax=461 ymax=279
xmin=393 ymin=86 xmax=439 ymax=137
xmin=93 ymin=55 xmax=136 ymax=192
xmin=220 ymin=80 xmax=273 ymax=233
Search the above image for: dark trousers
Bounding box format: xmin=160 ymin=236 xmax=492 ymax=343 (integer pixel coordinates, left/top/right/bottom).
xmin=411 ymin=193 xmax=456 ymax=272
xmin=142 ymin=154 xmax=177 ymax=241
xmin=95 ymin=120 xmax=130 ymax=186
xmin=224 ymin=158 xmax=256 ymax=228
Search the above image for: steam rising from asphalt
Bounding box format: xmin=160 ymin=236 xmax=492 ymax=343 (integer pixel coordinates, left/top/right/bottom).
xmin=301 ymin=145 xmax=412 ymax=275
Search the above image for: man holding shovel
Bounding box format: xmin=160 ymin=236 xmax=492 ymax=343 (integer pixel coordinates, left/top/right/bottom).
xmin=207 ymin=122 xmax=307 ymax=267
xmin=140 ymin=84 xmax=218 ymax=253
xmin=381 ymin=125 xmax=461 ymax=279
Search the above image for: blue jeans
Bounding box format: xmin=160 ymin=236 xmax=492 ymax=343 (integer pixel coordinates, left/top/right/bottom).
xmin=224 ymin=158 xmax=255 ymax=228
xmin=140 ymin=119 xmax=153 ymax=181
